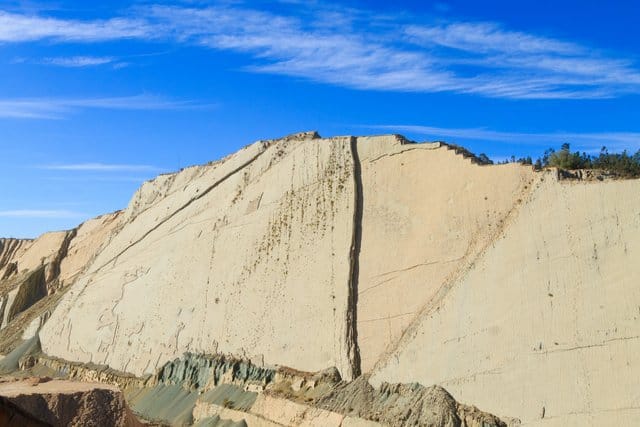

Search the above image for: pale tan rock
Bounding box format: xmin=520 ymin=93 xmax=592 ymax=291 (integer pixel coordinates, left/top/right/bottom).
xmin=341 ymin=417 xmax=382 ymax=427
xmin=250 ymin=394 xmax=344 ymax=426
xmin=19 ymin=133 xmax=639 ymax=426
xmin=58 ymin=212 xmax=123 ymax=287
xmin=0 ymin=213 xmax=121 ymax=341
xmin=0 ymin=289 xmax=19 ymax=329
xmin=370 ymin=173 xmax=640 ymax=425
xmin=7 ymin=232 xmax=68 ymax=277
xmin=193 ymin=400 xmax=282 ymax=426
xmin=41 ymin=134 xmax=358 ymax=379
xmin=356 ymin=136 xmax=534 ymax=372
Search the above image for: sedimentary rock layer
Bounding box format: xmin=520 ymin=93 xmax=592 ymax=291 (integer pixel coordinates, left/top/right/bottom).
xmin=370 ymin=172 xmax=640 ymax=426
xmin=0 ymin=132 xmax=635 ymax=426
xmin=41 ymin=132 xmax=358 ymax=379
xmin=0 ymin=213 xmax=122 ymax=355
xmin=0 ymin=377 xmax=142 ymax=426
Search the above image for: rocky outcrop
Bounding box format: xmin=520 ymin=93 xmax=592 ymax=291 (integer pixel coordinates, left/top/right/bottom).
xmin=369 ymin=172 xmax=640 ymax=425
xmin=354 ymin=136 xmax=534 ymax=373
xmin=0 ymin=239 xmax=30 ymax=280
xmin=315 ymin=377 xmax=505 ymax=427
xmin=0 ymin=377 xmax=143 ymax=427
xmin=15 ymin=351 xmax=503 ymax=426
xmin=0 ymin=232 xmax=70 ymax=336
xmin=41 ymin=133 xmax=357 ymax=379
xmin=1 ymin=132 xmax=638 ymax=425
xmin=0 ymin=212 xmax=123 ymax=354
xmin=0 ymin=394 xmax=50 ymax=427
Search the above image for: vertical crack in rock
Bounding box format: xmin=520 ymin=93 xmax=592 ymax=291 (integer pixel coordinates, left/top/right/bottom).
xmin=46 ymin=229 xmax=78 ymax=285
xmin=6 ymin=267 xmax=47 ymax=323
xmin=0 ymin=239 xmax=29 ymax=278
xmin=96 ymin=143 xmax=271 ymax=271
xmin=346 ymin=137 xmax=363 ymax=378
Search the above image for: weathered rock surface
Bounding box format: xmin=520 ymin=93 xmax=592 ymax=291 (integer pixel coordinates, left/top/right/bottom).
xmin=355 ymin=136 xmax=534 ymax=372
xmin=41 ymin=132 xmax=358 ymax=379
xmin=0 ymin=377 xmax=143 ymax=426
xmin=369 ymin=171 xmax=640 ymax=426
xmin=0 ymin=394 xmax=50 ymax=427
xmin=0 ymin=132 xmax=637 ymax=426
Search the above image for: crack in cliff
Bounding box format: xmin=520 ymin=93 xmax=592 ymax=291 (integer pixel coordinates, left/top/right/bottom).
xmin=371 ymin=173 xmax=541 ymax=375
xmin=46 ymin=229 xmax=78 ymax=286
xmin=6 ymin=267 xmax=47 ymax=323
xmin=533 ymin=335 xmax=640 ymax=355
xmin=346 ymin=137 xmax=363 ymax=378
xmin=366 ymin=145 xmax=440 ymax=164
xmin=0 ymin=239 xmax=29 ymax=273
xmin=95 ymin=143 xmax=271 ymax=272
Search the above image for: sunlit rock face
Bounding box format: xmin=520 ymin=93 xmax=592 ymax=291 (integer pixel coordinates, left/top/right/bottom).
xmin=0 ymin=131 xmax=634 ymax=426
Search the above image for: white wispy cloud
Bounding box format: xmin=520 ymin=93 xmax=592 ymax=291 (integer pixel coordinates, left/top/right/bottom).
xmin=43 ymin=56 xmax=115 ymax=67
xmin=404 ymin=22 xmax=640 ymax=96
xmin=367 ymin=124 xmax=640 ymax=151
xmin=1 ymin=4 xmax=640 ymax=99
xmin=0 ymin=10 xmax=154 ymax=42
xmin=0 ymin=95 xmax=199 ymax=119
xmin=40 ymin=163 xmax=162 ymax=172
xmin=0 ymin=209 xmax=84 ymax=219
xmin=405 ymin=22 xmax=579 ymax=55
xmin=134 ymin=4 xmax=640 ymax=99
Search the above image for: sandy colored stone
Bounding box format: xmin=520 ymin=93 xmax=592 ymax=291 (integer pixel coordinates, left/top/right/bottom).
xmin=370 ymin=173 xmax=640 ymax=425
xmin=9 ymin=132 xmax=637 ymax=426
xmin=355 ymin=137 xmax=534 ymax=372
xmin=58 ymin=212 xmax=123 ymax=287
xmin=1 ymin=232 xmax=68 ymax=278
xmin=250 ymin=394 xmax=344 ymax=426
xmin=193 ymin=400 xmax=281 ymax=427
xmin=41 ymin=134 xmax=358 ymax=379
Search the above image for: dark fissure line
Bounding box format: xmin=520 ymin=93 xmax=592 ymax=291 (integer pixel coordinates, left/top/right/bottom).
xmin=48 ymin=228 xmax=78 ymax=282
xmin=96 ymin=143 xmax=270 ymax=271
xmin=347 ymin=136 xmax=363 ymax=378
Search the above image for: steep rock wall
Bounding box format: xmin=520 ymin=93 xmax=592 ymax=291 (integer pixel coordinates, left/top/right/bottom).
xmin=0 ymin=213 xmax=122 ymax=354
xmin=40 ymin=133 xmax=359 ymax=379
xmin=355 ymin=137 xmax=534 ymax=372
xmin=58 ymin=212 xmax=123 ymax=287
xmin=0 ymin=233 xmax=68 ymax=282
xmin=19 ymin=132 xmax=640 ymax=426
xmin=370 ymin=172 xmax=640 ymax=426
xmin=0 ymin=239 xmax=31 ymax=280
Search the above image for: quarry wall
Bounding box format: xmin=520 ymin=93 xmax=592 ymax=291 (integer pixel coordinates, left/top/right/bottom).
xmin=40 ymin=133 xmax=360 ymax=379
xmin=370 ymin=173 xmax=640 ymax=426
xmin=1 ymin=132 xmax=634 ymax=426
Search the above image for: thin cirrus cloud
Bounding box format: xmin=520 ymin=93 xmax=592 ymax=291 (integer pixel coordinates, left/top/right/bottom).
xmin=0 ymin=10 xmax=154 ymax=42
xmin=0 ymin=94 xmax=200 ymax=119
xmin=368 ymin=124 xmax=640 ymax=151
xmin=1 ymin=5 xmax=640 ymax=99
xmin=42 ymin=56 xmax=116 ymax=67
xmin=404 ymin=22 xmax=580 ymax=55
xmin=0 ymin=209 xmax=84 ymax=219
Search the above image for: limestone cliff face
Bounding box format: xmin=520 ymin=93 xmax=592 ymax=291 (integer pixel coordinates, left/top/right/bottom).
xmin=0 ymin=213 xmax=122 ymax=353
xmin=0 ymin=239 xmax=30 ymax=280
xmin=369 ymin=173 xmax=640 ymax=426
xmin=41 ymin=132 xmax=358 ymax=379
xmin=1 ymin=132 xmax=637 ymax=426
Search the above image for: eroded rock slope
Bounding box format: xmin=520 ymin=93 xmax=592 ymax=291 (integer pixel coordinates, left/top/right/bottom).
xmin=0 ymin=132 xmax=637 ymax=426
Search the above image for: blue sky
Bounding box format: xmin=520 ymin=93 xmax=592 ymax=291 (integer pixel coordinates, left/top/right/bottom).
xmin=1 ymin=0 xmax=639 ymax=238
